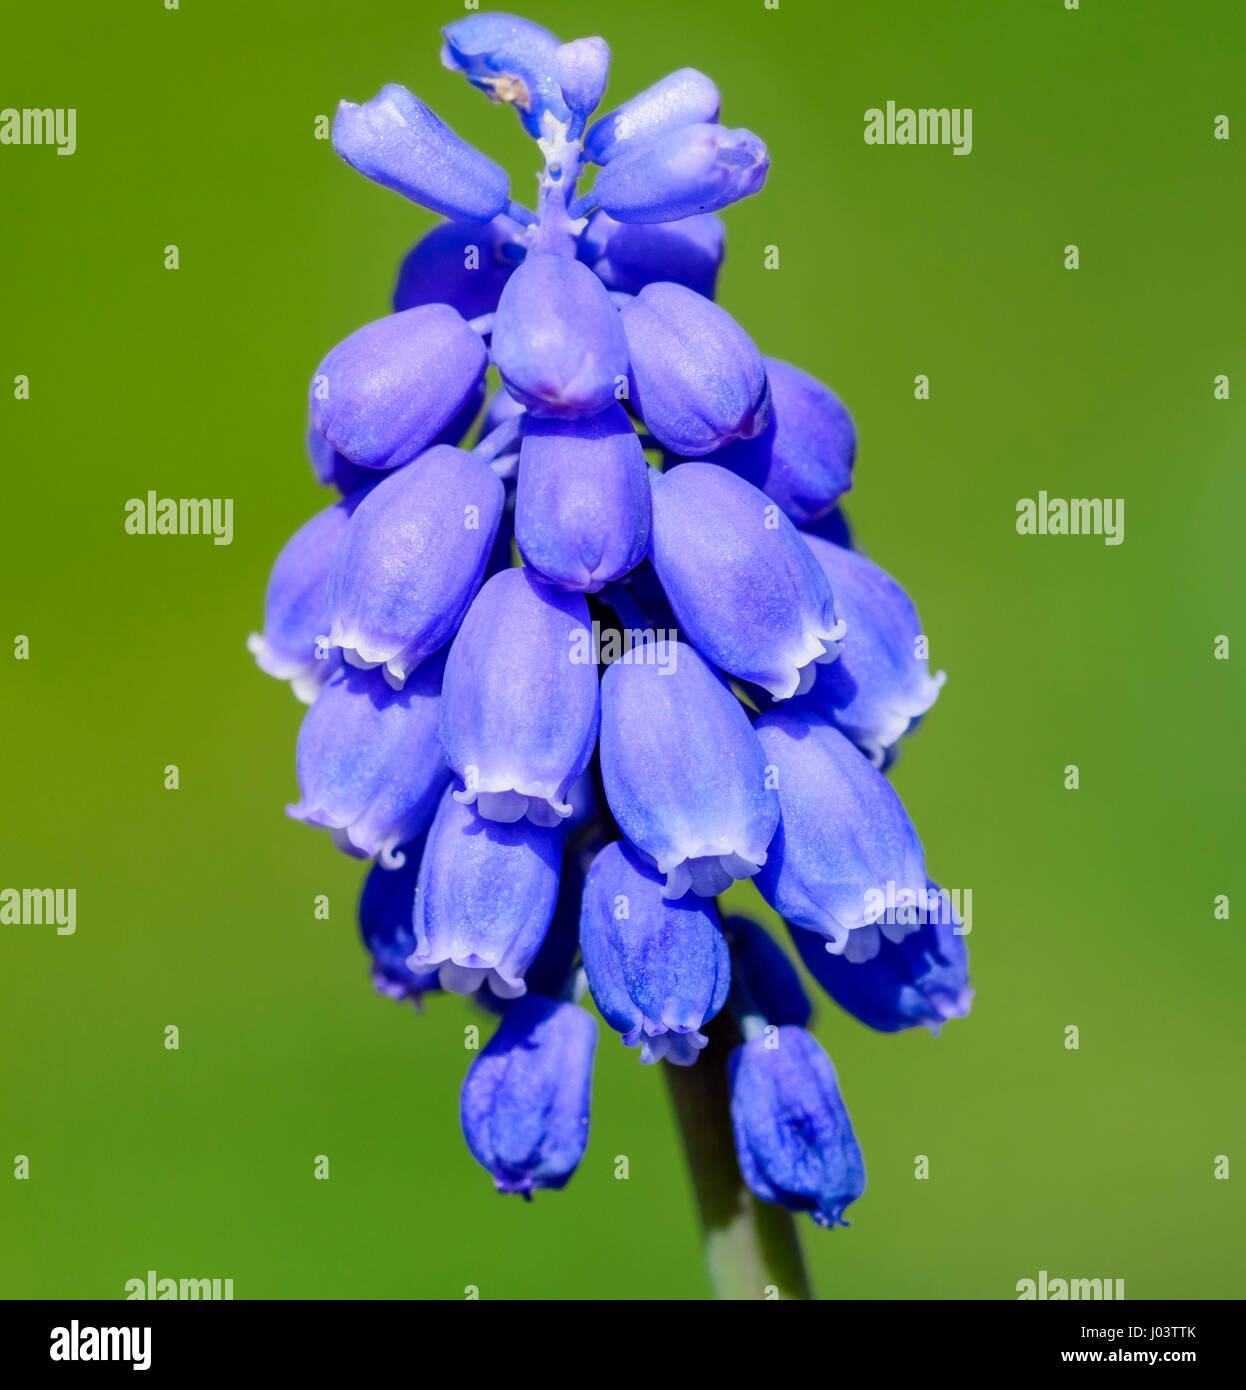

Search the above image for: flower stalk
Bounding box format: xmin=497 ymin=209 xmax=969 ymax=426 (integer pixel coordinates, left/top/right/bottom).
xmin=664 ymin=1012 xmax=813 ymax=1301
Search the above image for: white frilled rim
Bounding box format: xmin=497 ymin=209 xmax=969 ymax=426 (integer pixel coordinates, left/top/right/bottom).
xmin=850 ymin=668 xmax=949 ymax=767
xmin=331 ymin=626 xmax=419 ymax=691
xmin=286 ymin=799 xmax=410 ymax=868
xmin=453 ymin=785 xmax=572 ymax=828
xmin=770 ymin=615 xmax=848 ymax=700
xmin=406 ymin=955 xmax=526 ymax=1000
xmin=658 ymin=849 xmax=765 ymax=900
xmin=247 ymin=632 xmax=326 ymax=705
xmin=626 ymin=1026 xmax=709 ymax=1067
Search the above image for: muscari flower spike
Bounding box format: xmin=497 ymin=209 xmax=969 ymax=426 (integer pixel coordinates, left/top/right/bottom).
xmin=251 ymin=12 xmax=968 ymax=1234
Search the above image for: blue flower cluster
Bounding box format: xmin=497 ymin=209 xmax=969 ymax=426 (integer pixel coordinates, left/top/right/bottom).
xmin=251 ymin=12 xmax=971 ymax=1227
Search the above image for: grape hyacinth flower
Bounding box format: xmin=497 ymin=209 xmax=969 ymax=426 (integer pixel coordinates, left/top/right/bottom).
xmin=729 ymin=1025 xmax=866 ymax=1230
xmin=789 ymin=883 xmax=973 ymax=1034
xmin=250 ymin=11 xmax=968 ymax=1300
xmin=248 ymin=492 xmax=361 ymax=702
xmin=792 ymin=531 xmax=946 ymax=767
xmin=358 ymin=843 xmax=441 ymax=1004
xmin=579 ymin=838 xmax=731 ymax=1064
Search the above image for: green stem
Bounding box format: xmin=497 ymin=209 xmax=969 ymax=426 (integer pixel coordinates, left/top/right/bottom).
xmin=664 ymin=1012 xmax=813 ymax=1300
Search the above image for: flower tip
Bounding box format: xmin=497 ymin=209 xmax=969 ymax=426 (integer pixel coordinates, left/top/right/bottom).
xmin=554 ymin=36 xmax=611 ymax=120
xmin=331 ymin=98 xmax=357 ymax=130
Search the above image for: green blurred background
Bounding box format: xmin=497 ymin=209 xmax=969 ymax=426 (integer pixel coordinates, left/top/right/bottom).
xmin=2 ymin=0 xmax=1243 ymax=1300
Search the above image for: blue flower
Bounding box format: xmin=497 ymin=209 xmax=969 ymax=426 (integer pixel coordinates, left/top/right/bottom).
xmin=514 ymin=403 xmax=651 ymax=591
xmin=790 ymin=882 xmax=973 ymax=1033
xmin=441 ymin=13 xmax=570 ymax=139
xmin=333 ymin=84 xmax=511 ymax=221
xmin=729 ymin=1026 xmax=866 ymax=1229
xmin=358 ymin=844 xmax=441 ymax=1004
xmin=792 ymin=532 xmax=945 ymax=765
xmin=392 ymin=217 xmax=519 ymax=319
xmin=491 ymin=252 xmax=629 ymax=418
xmin=309 ymin=305 xmax=487 ymax=471
xmin=553 ymin=38 xmax=611 ymax=129
xmin=258 ymin=12 xmax=962 ymax=1220
xmin=411 ymin=785 xmax=562 ymax=997
xmin=249 ymin=494 xmax=359 ymax=702
xmin=578 ymin=211 xmax=725 ymax=300
xmin=649 ymin=462 xmax=845 ymax=698
xmin=461 ymin=994 xmax=597 ymax=1196
xmin=620 ymin=283 xmax=770 ymax=455
xmin=326 ymin=446 xmax=505 ymax=688
xmin=754 ymin=706 xmax=928 ymax=959
xmin=579 ymin=839 xmax=731 ymax=1064
xmin=709 ymin=358 xmax=856 ymax=527
xmin=287 ymin=660 xmax=448 ymax=864
xmin=305 ymin=422 xmax=383 ymax=496
xmin=440 ymin=567 xmax=599 ymax=826
xmin=585 ymin=123 xmax=769 ymax=225
xmin=584 ymin=67 xmax=720 ymax=165
xmin=724 ymin=916 xmax=812 ymax=1029
xmin=598 ymin=639 xmax=778 ymax=897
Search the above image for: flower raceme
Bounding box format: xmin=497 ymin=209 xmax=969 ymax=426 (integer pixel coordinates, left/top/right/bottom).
xmin=249 ymin=10 xmax=969 ymax=1230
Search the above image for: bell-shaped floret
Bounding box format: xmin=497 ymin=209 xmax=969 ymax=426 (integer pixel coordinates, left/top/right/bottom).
xmin=649 ymin=463 xmax=844 ymax=699
xmin=491 ymin=253 xmax=629 ymax=419
xmin=620 ymin=282 xmax=769 ymax=455
xmin=440 ymin=568 xmax=600 ymax=826
xmin=599 ymin=639 xmax=778 ymax=898
xmin=710 ymin=358 xmax=855 ymax=526
xmin=441 ymin=13 xmax=570 ymax=139
xmin=334 ymin=84 xmax=510 ymax=221
xmin=578 ymin=211 xmax=725 ymax=300
xmin=753 ymin=708 xmax=928 ymax=958
xmin=584 ymin=68 xmax=720 ymax=164
xmin=790 ymin=881 xmax=972 ymax=1033
xmin=587 ymin=123 xmax=768 ymax=224
xmin=326 ymin=445 xmax=504 ymax=688
xmin=392 ymin=216 xmax=520 ymax=320
xmin=460 ymin=994 xmax=597 ymax=1196
xmin=579 ymin=839 xmax=731 ymax=1064
xmin=249 ymin=495 xmax=359 ymax=702
xmin=287 ymin=661 xmax=449 ymax=863
xmin=310 ymin=305 xmax=487 ymax=471
xmin=729 ymin=1025 xmax=865 ymax=1228
xmin=794 ymin=533 xmax=945 ymax=765
xmin=515 ymin=404 xmax=651 ymax=592
xmin=410 ymin=786 xmax=563 ymax=997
